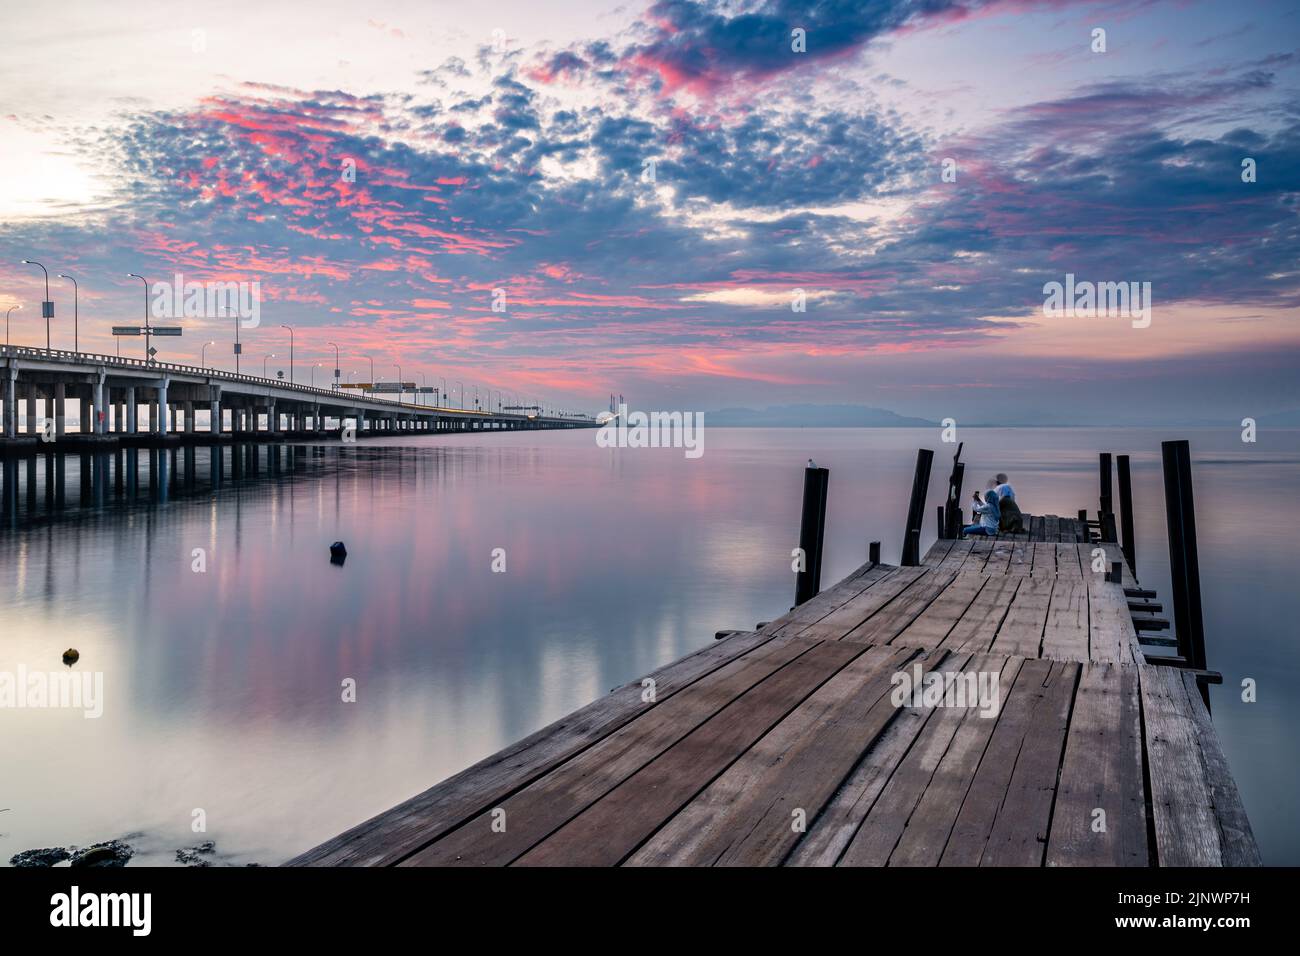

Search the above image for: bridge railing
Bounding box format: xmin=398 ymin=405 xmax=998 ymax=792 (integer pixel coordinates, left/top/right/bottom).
xmin=0 ymin=345 xmax=595 ymax=420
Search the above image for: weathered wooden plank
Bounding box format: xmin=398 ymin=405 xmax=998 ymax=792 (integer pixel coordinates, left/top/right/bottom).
xmin=1046 ymin=663 xmax=1148 ymax=866
xmin=1042 ymin=514 xmax=1060 ymax=542
xmin=512 ymin=640 xmax=868 ymax=866
xmin=891 ymin=576 xmax=988 ymax=650
xmin=1088 ymin=576 xmax=1136 ymax=664
xmin=979 ymin=659 xmax=1078 ymax=865
xmin=785 ymin=652 xmax=965 ymax=867
xmin=985 ymin=537 xmax=1015 ymax=574
xmin=1055 ymin=542 xmax=1082 ymax=578
xmin=289 ymin=626 xmax=788 ymax=866
xmin=767 ymin=562 xmax=895 ymax=638
xmin=400 ymin=633 xmax=823 ymax=866
xmin=840 ymin=569 xmax=959 ymax=645
xmin=1028 ymin=515 xmax=1044 ymax=541
xmin=939 ymin=659 xmax=1074 ymax=865
xmin=989 ymin=576 xmax=1053 ymax=658
xmin=922 ymin=538 xmax=955 ymax=566
xmin=1040 ymin=578 xmax=1089 ymax=662
xmin=1007 ymin=537 xmax=1032 ymax=576
xmin=1140 ymin=665 xmax=1223 ymax=866
xmin=838 ymin=654 xmax=994 ymax=865
xmin=938 ymin=539 xmax=975 ymax=571
xmin=1031 ymin=540 xmax=1055 ymax=574
xmin=885 ymin=655 xmax=1026 ymax=866
xmin=793 ymin=566 xmax=929 ymax=641
xmin=1178 ymin=671 xmax=1261 ymax=867
xmin=939 ymin=575 xmax=1022 ymax=655
xmin=626 ymin=644 xmax=919 ymax=866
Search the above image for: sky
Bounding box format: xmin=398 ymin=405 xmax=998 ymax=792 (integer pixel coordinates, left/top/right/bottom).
xmin=0 ymin=0 xmax=1297 ymax=423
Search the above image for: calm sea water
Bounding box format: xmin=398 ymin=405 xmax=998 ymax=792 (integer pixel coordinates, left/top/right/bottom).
xmin=1 ymin=427 xmax=1297 ymax=865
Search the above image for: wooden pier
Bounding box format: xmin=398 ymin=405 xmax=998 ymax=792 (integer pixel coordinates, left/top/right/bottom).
xmin=292 ymin=492 xmax=1258 ymax=867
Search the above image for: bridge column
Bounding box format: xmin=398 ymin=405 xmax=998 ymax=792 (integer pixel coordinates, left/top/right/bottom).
xmin=157 ymin=379 xmax=170 ymax=434
xmin=92 ymin=375 xmax=106 ymax=434
xmin=125 ymin=386 xmax=137 ymax=433
xmin=26 ymin=386 xmax=37 ymax=436
xmin=266 ymin=400 xmax=278 ymax=434
xmin=54 ymin=382 xmax=66 ymax=437
xmin=3 ymin=366 xmax=15 ymax=436
xmin=209 ymin=387 xmax=221 ymax=435
xmin=184 ymin=400 xmax=194 ymax=435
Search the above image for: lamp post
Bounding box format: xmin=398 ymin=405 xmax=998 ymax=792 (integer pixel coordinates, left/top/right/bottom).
xmin=280 ymin=324 xmax=294 ymax=384
xmin=439 ymin=376 xmax=447 ymax=408
xmin=56 ymin=273 xmax=78 ymax=353
xmin=264 ymin=353 xmax=275 ymax=377
xmin=227 ymin=305 xmax=242 ymax=375
xmin=20 ymin=260 xmax=52 ymax=351
xmin=4 ymin=304 xmax=19 ymax=347
xmin=364 ymin=356 xmax=374 ymax=390
xmin=126 ymin=273 xmax=151 ymax=362
xmin=311 ymin=362 xmax=322 ymax=388
xmin=393 ymin=364 xmax=402 ymax=404
xmin=327 ymin=341 xmax=340 ymax=390
xmin=454 ymin=380 xmax=463 ymax=409
xmin=201 ymin=340 xmax=215 ymax=368
xmin=418 ymin=371 xmax=426 ymax=406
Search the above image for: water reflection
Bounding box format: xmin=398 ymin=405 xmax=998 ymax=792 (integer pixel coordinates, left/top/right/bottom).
xmin=1 ymin=429 xmax=1298 ymax=865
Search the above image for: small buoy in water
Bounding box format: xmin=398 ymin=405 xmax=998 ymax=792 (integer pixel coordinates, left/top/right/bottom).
xmin=62 ymin=648 xmax=79 ymax=666
xmin=329 ymin=541 xmax=347 ymax=565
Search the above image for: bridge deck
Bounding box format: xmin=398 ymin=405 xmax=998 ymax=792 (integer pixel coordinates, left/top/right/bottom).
xmin=291 ymin=517 xmax=1258 ymax=867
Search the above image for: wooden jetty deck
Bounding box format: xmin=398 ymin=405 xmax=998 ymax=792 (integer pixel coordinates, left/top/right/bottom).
xmin=292 ymin=505 xmax=1258 ymax=868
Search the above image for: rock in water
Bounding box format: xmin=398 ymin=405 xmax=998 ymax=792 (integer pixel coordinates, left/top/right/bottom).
xmin=329 ymin=541 xmax=347 ymax=565
xmin=69 ymin=839 xmax=133 ymax=868
xmin=62 ymin=648 xmax=79 ymax=665
xmin=10 ymin=847 xmax=72 ymax=867
xmin=176 ymin=841 xmax=216 ymax=866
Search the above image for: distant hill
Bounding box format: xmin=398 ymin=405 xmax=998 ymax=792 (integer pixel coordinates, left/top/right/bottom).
xmin=704 ymin=404 xmax=936 ymax=427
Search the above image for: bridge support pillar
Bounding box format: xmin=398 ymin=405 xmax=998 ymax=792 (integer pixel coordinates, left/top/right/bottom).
xmin=266 ymin=401 xmax=278 ymax=435
xmin=26 ymin=387 xmax=37 ymax=436
xmin=157 ymin=379 xmax=170 ymax=434
xmin=93 ymin=375 xmax=106 ymax=434
xmin=54 ymin=382 xmax=66 ymax=437
xmin=209 ymin=387 xmax=221 ymax=435
xmin=3 ymin=366 xmax=15 ymax=436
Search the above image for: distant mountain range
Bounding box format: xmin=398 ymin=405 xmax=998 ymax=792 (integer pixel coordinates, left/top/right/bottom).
xmin=703 ymin=404 xmax=936 ymax=427
xmin=698 ymin=404 xmax=1300 ymax=428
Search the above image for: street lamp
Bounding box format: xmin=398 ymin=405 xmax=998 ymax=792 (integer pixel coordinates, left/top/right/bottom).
xmin=201 ymin=340 xmax=215 ymax=368
xmin=20 ymin=260 xmax=52 ymax=351
xmin=126 ymin=274 xmax=151 ymax=362
xmin=311 ymin=362 xmax=322 ymax=387
xmin=263 ymin=353 xmax=275 ymax=377
xmin=364 ymin=355 xmax=374 ymax=389
xmin=4 ymin=304 xmax=19 ymax=347
xmin=56 ymin=273 xmax=78 ymax=353
xmin=327 ymin=341 xmax=340 ymax=390
xmin=438 ymin=376 xmax=447 ymax=408
xmin=280 ymin=324 xmax=294 ymax=384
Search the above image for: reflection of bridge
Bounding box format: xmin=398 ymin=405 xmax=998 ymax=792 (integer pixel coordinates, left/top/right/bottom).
xmin=1 ymin=346 xmax=597 ymax=450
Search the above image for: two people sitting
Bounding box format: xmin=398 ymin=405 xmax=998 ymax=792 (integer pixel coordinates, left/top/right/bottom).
xmin=962 ymin=473 xmax=1024 ymax=537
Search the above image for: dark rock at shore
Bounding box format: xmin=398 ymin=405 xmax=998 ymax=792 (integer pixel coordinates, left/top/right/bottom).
xmin=69 ymin=839 xmax=134 ymax=867
xmin=9 ymin=847 xmax=72 ymax=867
xmin=176 ymin=841 xmax=216 ymax=866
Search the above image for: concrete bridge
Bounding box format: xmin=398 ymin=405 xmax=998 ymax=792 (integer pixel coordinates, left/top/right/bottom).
xmin=1 ymin=346 xmax=596 ymax=449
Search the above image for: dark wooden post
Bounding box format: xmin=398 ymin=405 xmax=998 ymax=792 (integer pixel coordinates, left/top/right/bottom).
xmin=1099 ymin=452 xmax=1113 ymax=516
xmin=869 ymin=541 xmax=881 ymax=565
xmin=1117 ymin=453 xmax=1136 ymax=571
xmin=937 ymin=504 xmax=947 ymax=540
xmin=943 ymin=444 xmax=964 ymax=540
xmin=1161 ymin=440 xmax=1207 ymax=671
xmin=795 ymin=465 xmax=830 ymax=606
xmin=901 ymin=449 xmax=934 ymax=567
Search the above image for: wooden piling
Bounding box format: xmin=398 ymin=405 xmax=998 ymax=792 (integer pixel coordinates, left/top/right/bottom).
xmin=901 ymin=449 xmax=933 ymax=567
xmin=1117 ymin=453 xmax=1136 ymax=571
xmin=1161 ymin=440 xmax=1207 ymax=672
xmin=794 ymin=465 xmax=829 ymax=606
